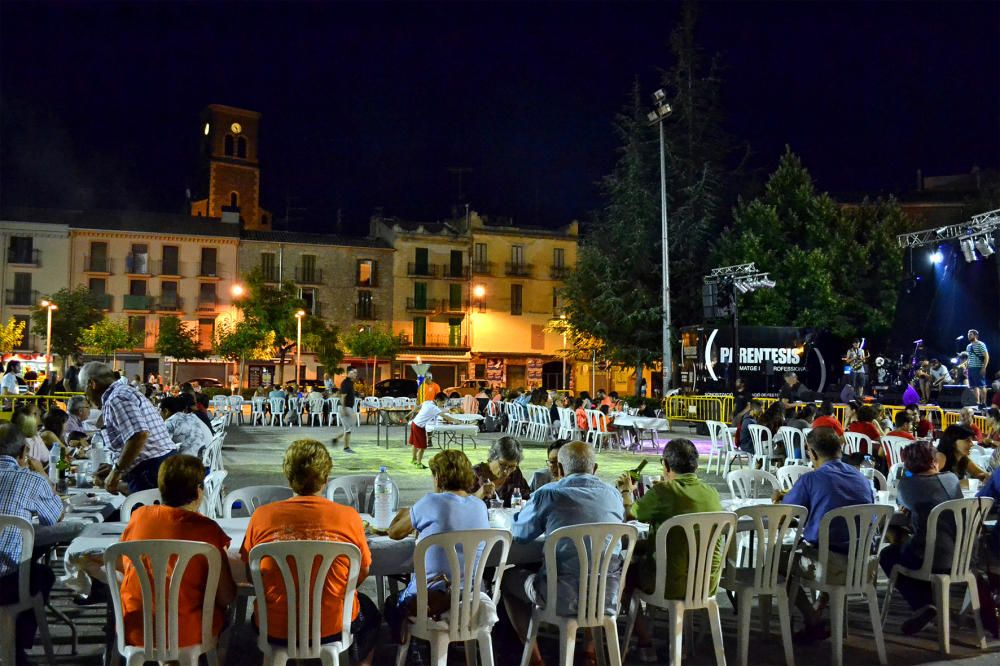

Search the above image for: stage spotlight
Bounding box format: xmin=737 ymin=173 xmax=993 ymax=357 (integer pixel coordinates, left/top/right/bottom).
xmin=950 ymin=357 xmax=959 ymax=364
xmin=930 ymin=250 xmax=944 ymax=264
xmin=960 ymin=238 xmax=978 ymax=263
xmin=975 ymin=236 xmax=995 ymax=257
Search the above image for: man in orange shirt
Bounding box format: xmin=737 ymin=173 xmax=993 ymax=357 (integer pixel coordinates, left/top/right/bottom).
xmin=240 ymin=439 xmax=379 ymax=664
xmin=420 ymin=372 xmax=442 ymax=404
xmin=118 ymin=455 xmax=237 ymax=648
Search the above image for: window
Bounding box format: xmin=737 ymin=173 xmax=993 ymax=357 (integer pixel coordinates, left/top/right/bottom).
xmin=237 ymin=136 xmax=247 ymax=158
xmin=229 ymin=192 xmax=239 ymax=209
xmin=12 ymin=315 xmax=29 ymax=349
xmin=553 ymin=247 xmax=565 ymax=268
xmin=299 ymin=254 xmax=317 ymax=282
xmin=198 ymin=319 xmax=214 ymax=350
xmin=89 ymin=242 xmax=108 ymax=272
xmin=511 ymin=245 xmax=524 ymax=266
xmin=12 ymin=273 xmax=31 ymax=305
xmin=8 ymin=237 xmax=33 ymax=264
xmin=356 ymin=259 xmax=375 ymax=286
xmin=200 ymin=247 xmax=218 ymax=276
xmin=473 ymin=243 xmax=488 ymax=272
xmin=449 ymin=250 xmax=464 ymax=277
xmin=300 ymin=288 xmax=316 ymax=314
xmin=224 ymin=134 xmax=234 ymax=156
xmin=161 ymin=245 xmax=179 ymax=275
xmin=161 ymin=281 xmax=179 ymax=308
xmin=199 ymin=283 xmax=216 ymax=306
xmin=356 ymin=290 xmax=374 ymax=319
xmin=261 ymin=252 xmax=277 ymax=281
xmin=413 ymin=282 xmax=427 ymax=309
xmin=510 ymin=284 xmax=523 ymax=315
xmin=412 ymin=317 xmax=426 ymax=345
xmin=449 ymin=284 xmax=463 ymax=310
xmin=414 ymin=247 xmax=429 ymax=275
xmin=88 ymin=278 xmax=106 ymax=294
xmin=129 ymin=244 xmax=149 ymax=274
xmin=128 ymin=316 xmax=146 ymax=346
xmin=129 ymin=280 xmax=147 ymax=296
xmin=448 ymin=318 xmax=463 ymax=347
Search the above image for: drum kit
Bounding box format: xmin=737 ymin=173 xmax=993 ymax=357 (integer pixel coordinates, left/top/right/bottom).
xmin=872 ymin=339 xmax=926 ymax=390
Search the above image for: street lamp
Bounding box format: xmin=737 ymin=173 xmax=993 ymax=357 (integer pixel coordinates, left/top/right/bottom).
xmin=294 ymin=310 xmax=305 ymax=385
xmin=559 ymin=314 xmax=567 ymax=390
xmin=40 ymin=299 xmax=57 ymax=381
xmin=647 ymin=89 xmax=674 ymax=392
xmin=231 ymin=283 xmax=245 ymax=298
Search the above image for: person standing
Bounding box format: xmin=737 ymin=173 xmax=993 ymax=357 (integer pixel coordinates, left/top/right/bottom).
xmin=843 ymin=339 xmax=868 ymax=397
xmin=2 ymin=360 xmax=22 ymax=397
xmin=81 ymin=361 xmax=177 ymax=494
xmin=407 ymin=392 xmax=459 ymax=468
xmin=323 ymin=372 xmax=334 ymax=393
xmin=967 ymin=329 xmax=990 ymax=407
xmin=419 ymin=372 xmax=441 ymax=404
xmin=332 ymin=368 xmax=358 ymax=454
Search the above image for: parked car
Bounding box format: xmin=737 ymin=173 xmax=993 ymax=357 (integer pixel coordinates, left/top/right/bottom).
xmin=443 ymin=379 xmax=489 ymax=397
xmin=184 ymin=377 xmax=224 ymax=389
xmin=374 ymin=378 xmax=418 ymax=398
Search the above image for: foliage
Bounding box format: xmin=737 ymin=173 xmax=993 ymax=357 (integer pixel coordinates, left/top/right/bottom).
xmin=212 ymin=319 xmax=274 ymax=364
xmin=81 ymin=318 xmax=139 ymax=361
xmin=303 ymin=318 xmax=345 ymax=375
xmin=31 ymin=286 xmax=104 ymax=362
xmin=0 ymin=317 xmax=26 ymax=354
xmin=713 ymin=148 xmax=907 ymax=341
xmin=154 ymin=316 xmax=205 ymax=362
xmin=342 ymin=325 xmax=405 ymax=361
xmin=234 ymin=269 xmax=306 ymax=383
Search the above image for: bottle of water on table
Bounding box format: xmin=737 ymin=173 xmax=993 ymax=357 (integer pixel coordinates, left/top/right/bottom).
xmin=511 ymin=488 xmax=523 ymax=511
xmin=372 ymin=466 xmax=393 ymax=530
xmin=49 ymin=440 xmax=61 ymax=486
xmin=860 ymin=455 xmax=877 ymax=496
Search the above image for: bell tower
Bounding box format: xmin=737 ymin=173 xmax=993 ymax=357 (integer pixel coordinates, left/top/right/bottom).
xmin=190 ymin=104 xmax=271 ymax=230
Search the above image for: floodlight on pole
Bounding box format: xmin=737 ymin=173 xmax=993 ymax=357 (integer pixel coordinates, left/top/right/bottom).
xmin=295 ymin=310 xmax=305 ymax=385
xmin=40 ymin=299 xmax=57 ymax=381
xmin=648 ymin=89 xmax=674 ymax=393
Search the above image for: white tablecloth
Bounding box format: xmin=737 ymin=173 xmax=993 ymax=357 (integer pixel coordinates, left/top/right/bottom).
xmin=612 ymin=415 xmax=671 ymax=431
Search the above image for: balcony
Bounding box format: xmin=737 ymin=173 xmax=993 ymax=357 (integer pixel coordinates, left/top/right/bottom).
xmin=7 ymin=249 xmax=40 ymax=266
xmin=198 ymin=264 xmax=221 ymax=279
xmin=472 ymin=261 xmax=493 ymax=276
xmin=156 ymin=296 xmax=183 ymax=312
xmin=197 ymin=297 xmax=218 ymax=312
xmin=407 ymin=263 xmax=438 ymax=277
xmin=125 ymin=254 xmax=152 ymax=275
xmin=505 ymin=262 xmax=533 ymax=277
xmin=5 ymin=289 xmax=38 ymax=306
xmin=355 ymin=304 xmax=377 ymax=320
xmin=441 ymin=264 xmax=469 ymax=279
xmin=405 ymin=298 xmax=436 ymax=313
xmin=160 ymin=260 xmax=181 ymax=277
xmin=295 ymin=267 xmax=323 ymax=284
xmin=439 ymin=299 xmax=468 ymax=314
xmin=550 ymin=265 xmax=570 ymax=280
xmin=261 ymin=266 xmax=279 ymax=282
xmin=95 ymin=294 xmax=113 ymax=311
xmin=402 ymin=333 xmax=470 ymax=349
xmin=84 ymin=256 xmax=112 ymax=274
xmin=122 ymin=295 xmax=152 ymax=311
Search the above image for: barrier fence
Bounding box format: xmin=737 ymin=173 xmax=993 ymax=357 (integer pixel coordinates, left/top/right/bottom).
xmin=0 ymin=392 xmax=86 ymax=421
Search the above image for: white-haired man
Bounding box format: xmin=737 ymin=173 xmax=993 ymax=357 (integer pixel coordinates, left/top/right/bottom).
xmin=81 ymin=361 xmax=177 ymax=494
xmin=503 ymin=440 xmax=625 ymax=665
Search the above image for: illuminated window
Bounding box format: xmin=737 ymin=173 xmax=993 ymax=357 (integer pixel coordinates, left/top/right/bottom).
xmin=511 ymin=284 xmax=523 ymax=316
xmin=357 ymin=259 xmax=375 ymax=286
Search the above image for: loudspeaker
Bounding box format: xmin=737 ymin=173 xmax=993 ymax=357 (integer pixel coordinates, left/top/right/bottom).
xmin=937 ymin=384 xmax=968 ymax=409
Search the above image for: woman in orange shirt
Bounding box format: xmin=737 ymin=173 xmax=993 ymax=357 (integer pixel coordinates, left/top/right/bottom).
xmin=118 ymin=455 xmax=237 ymax=649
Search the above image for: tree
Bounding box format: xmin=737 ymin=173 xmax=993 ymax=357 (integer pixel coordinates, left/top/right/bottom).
xmin=234 ymin=269 xmax=306 ymax=384
xmin=31 ymin=286 xmax=104 ymax=366
xmin=342 ymin=325 xmax=405 ymax=385
xmin=713 ymin=148 xmax=907 ymax=342
xmin=303 ymin=318 xmax=345 ymax=379
xmin=81 ymin=318 xmax=140 ymax=364
xmin=212 ymin=319 xmax=275 ymax=388
xmin=0 ymin=317 xmax=26 ymax=354
xmin=154 ymin=317 xmax=206 ymax=384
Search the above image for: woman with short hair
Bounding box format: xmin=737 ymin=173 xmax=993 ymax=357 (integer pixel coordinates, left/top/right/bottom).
xmin=470 ymin=436 xmax=531 ymax=506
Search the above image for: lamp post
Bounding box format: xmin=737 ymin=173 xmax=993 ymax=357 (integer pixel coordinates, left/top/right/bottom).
xmin=295 ymin=310 xmax=305 ymax=386
xmin=229 ymin=283 xmax=245 ymax=389
xmin=471 ymin=284 xmax=486 ymax=349
xmin=647 ymin=89 xmax=674 ymax=393
xmin=559 ymin=314 xmax=567 ymax=390
xmin=39 ymin=299 xmax=57 ymax=381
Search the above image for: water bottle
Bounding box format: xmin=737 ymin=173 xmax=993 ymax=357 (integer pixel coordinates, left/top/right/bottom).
xmin=511 ymin=488 xmax=523 ymax=511
xmin=860 ymin=455 xmax=876 ymax=496
xmin=49 ymin=440 xmax=61 ymax=485
xmin=372 ymin=466 xmax=393 ymax=530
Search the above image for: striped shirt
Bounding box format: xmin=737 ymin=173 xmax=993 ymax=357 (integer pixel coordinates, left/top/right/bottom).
xmin=0 ymin=455 xmax=63 ymax=576
xmin=101 ymin=381 xmax=176 ymax=471
xmin=967 ymin=340 xmax=988 ymax=368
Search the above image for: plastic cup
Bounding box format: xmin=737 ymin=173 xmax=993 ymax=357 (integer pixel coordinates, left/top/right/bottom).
xmin=876 ymin=490 xmax=891 ymax=505
xmin=968 ymin=479 xmax=980 ymax=493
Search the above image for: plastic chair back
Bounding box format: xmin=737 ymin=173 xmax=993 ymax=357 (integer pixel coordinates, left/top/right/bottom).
xmin=201 ymin=470 xmax=228 ymax=519
xmin=325 ymin=474 xmax=399 ymax=514
xmin=733 ymin=504 xmax=807 ymax=592
xmin=748 ymin=424 xmax=775 ymax=468
xmin=648 ymin=512 xmax=736 ymax=607
xmin=776 ymin=465 xmax=810 ymax=491
xmin=881 ymin=436 xmax=913 ymax=468
xmin=104 ymin=539 xmax=221 ymax=663
xmin=121 ymin=488 xmax=163 ymax=522
xmin=816 ymin=504 xmax=893 ymax=594
xmin=223 ymin=485 xmax=294 ymax=518
xmin=540 ymin=523 xmax=638 ymax=626
xmin=0 ymin=514 xmax=35 ymax=605
xmin=916 ymin=497 xmax=994 ymax=579
xmin=706 ymin=420 xmax=727 ymax=450
xmin=886 ymin=462 xmax=906 ymax=490
xmin=843 ymin=432 xmax=874 ymax=456
xmin=248 ymin=540 xmax=361 ymax=661
xmin=777 ymin=426 xmax=806 ymax=460
xmin=727 ymin=469 xmax=780 ymax=499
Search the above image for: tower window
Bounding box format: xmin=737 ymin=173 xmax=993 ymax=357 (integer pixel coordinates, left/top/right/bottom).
xmin=229 ymin=192 xmax=239 ymax=209
xmin=237 ymin=136 xmax=248 ymax=158
xmin=224 ymin=134 xmax=234 ymax=156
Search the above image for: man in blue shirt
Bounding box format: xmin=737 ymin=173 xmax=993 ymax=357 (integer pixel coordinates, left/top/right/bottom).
xmin=778 ymin=427 xmax=874 ymax=643
xmin=503 ymin=440 xmax=625 ymax=665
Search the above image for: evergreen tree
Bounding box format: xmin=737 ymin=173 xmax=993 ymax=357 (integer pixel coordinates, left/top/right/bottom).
xmin=154 ymin=316 xmax=206 ymax=384
xmin=235 ymin=269 xmax=306 ymax=384
xmin=31 ymin=286 xmax=104 ymax=366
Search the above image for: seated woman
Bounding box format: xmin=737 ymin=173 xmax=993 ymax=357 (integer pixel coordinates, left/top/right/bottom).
xmin=470 ymin=436 xmax=531 ymax=507
xmin=936 ymin=424 xmax=989 ymax=484
xmin=984 ymin=407 xmax=1000 ymax=468
xmin=574 ymin=397 xmax=589 ymax=434
xmin=386 ymin=449 xmax=489 ymax=642
xmin=119 ymin=454 xmax=237 ymax=648
xmin=847 ymin=404 xmax=883 ymax=456
xmin=878 ymin=441 xmax=962 ymax=635
xmin=240 ymin=439 xmax=379 ymax=665
xmin=12 ymin=404 xmax=49 ymax=467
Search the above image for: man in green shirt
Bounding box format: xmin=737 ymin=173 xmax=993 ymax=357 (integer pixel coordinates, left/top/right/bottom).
xmin=617 ymin=438 xmax=722 ymax=660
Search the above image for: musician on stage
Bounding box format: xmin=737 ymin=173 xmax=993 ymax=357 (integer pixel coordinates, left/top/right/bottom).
xmin=843 ymin=339 xmax=869 ymax=396
xmin=927 ymin=358 xmax=951 ymax=402
xmin=967 ymin=329 xmax=991 ymax=408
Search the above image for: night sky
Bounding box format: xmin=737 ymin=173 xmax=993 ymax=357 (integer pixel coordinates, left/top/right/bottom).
xmin=2 ymin=1 xmax=998 ymax=235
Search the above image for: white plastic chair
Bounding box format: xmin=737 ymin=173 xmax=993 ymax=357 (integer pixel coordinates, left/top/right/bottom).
xmin=776 ymin=465 xmax=810 ymax=491
xmin=720 ymin=427 xmax=751 ymax=475
xmin=727 ymin=469 xmax=781 ymax=500
xmin=586 ymin=410 xmax=619 ymax=451
xmin=519 ymin=523 xmax=638 ymax=666
xmin=623 ymin=512 xmax=736 ymax=666
xmin=228 ymin=395 xmax=245 ymax=425
xmin=201 ymin=433 xmax=225 ymax=474
xmin=268 ymin=397 xmax=286 ymax=426
xmin=104 ymin=539 xmax=222 ymax=666
xmin=789 ymin=504 xmax=893 ymax=666
xmin=881 ymin=497 xmax=994 ymax=653
xmin=222 ymin=485 xmax=294 ymax=518
xmin=881 ymin=436 xmax=913 ymax=468
xmin=886 ymin=462 xmax=906 ymax=491
xmin=395 ymin=529 xmax=512 ymax=666
xmin=201 ymin=470 xmax=228 ymax=520
xmin=556 ymin=407 xmax=580 ymax=440
xmin=306 ymin=393 xmax=326 ymax=425
xmin=210 ymin=395 xmax=230 ymax=418
xmin=776 ymin=426 xmax=806 ymax=461
xmin=248 ymin=540 xmax=361 ymax=666
xmin=121 ymin=488 xmax=163 ymax=522
xmin=860 ymin=467 xmax=888 ymax=492
xmin=0 ymin=515 xmax=55 ymax=666
xmin=843 ymin=432 xmax=874 ymax=456
xmin=325 ymin=397 xmax=340 ymax=426
xmin=722 ymin=504 xmax=808 ymax=666
xmin=325 ymin=474 xmax=399 ymax=514
xmin=250 ymin=397 xmax=267 ymax=426
xmin=705 ymin=421 xmax=728 ymax=475
xmin=748 ymin=424 xmax=778 ymax=472
xmin=286 ymin=397 xmax=303 ymax=426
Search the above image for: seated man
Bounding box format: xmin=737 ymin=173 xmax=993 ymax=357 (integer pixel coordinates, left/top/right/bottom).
xmin=738 ymin=400 xmax=764 ymax=454
xmin=159 ymin=396 xmax=213 ymax=458
xmin=811 ymin=401 xmax=845 ymax=436
xmin=905 ymin=404 xmax=934 ymax=439
xmin=529 ymin=439 xmax=568 ymax=491
xmin=240 ymin=439 xmax=379 ymax=665
xmin=887 ymin=410 xmax=917 ymax=440
xmin=0 ymin=423 xmax=63 ymax=666
xmin=775 ymin=428 xmax=875 ymax=643
xmin=119 ymin=454 xmax=237 ymax=648
xmin=958 ymin=406 xmax=984 ymax=442
xmin=504 ymin=441 xmax=625 ymax=666
xmin=617 ymin=438 xmax=722 ymax=661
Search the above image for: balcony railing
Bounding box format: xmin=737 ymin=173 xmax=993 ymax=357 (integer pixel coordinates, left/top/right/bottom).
xmin=156 ymin=296 xmax=183 ymax=312
xmin=550 ymin=265 xmax=570 ymax=280
xmin=405 ymin=298 xmax=435 ymax=313
xmin=261 ymin=266 xmax=279 ymax=282
xmin=295 ymin=267 xmax=323 ymax=284
xmin=95 ymin=294 xmax=113 ymax=311
xmin=441 ymin=264 xmax=469 ymax=279
xmin=402 ymin=333 xmax=470 ymax=349
xmin=5 ymin=289 xmax=38 ymax=306
xmin=197 ymin=297 xmax=218 ymax=311
xmin=7 ymin=249 xmax=40 ymax=266
xmin=355 ymin=304 xmax=376 ymax=320
xmin=407 ymin=263 xmax=438 ymax=277
xmin=439 ymin=299 xmax=468 ymax=314
xmin=472 ymin=260 xmax=492 ymax=276
xmin=122 ymin=295 xmax=151 ymax=311
xmin=160 ymin=260 xmax=181 ymax=277
xmin=505 ymin=262 xmax=533 ymax=277
xmin=84 ymin=256 xmax=111 ymax=273
xmin=199 ymin=264 xmax=220 ymax=278
xmin=125 ymin=254 xmax=152 ymax=275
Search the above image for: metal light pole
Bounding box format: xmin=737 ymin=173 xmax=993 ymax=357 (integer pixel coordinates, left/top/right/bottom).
xmin=40 ymin=300 xmax=57 ymax=381
xmin=295 ymin=310 xmax=305 ymax=385
xmin=648 ymin=90 xmax=674 ymax=393
xmin=559 ymin=314 xmax=567 ymax=390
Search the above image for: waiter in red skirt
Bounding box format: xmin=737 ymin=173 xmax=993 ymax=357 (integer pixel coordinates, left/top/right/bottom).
xmin=408 ymin=392 xmax=461 ymax=468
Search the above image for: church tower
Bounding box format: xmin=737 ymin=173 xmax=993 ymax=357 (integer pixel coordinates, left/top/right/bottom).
xmin=190 ymin=104 xmax=271 ymax=230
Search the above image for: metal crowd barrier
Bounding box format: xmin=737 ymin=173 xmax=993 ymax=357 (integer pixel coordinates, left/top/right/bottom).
xmin=942 ymin=410 xmax=989 ymax=433
xmin=665 ymin=395 xmax=726 ymax=424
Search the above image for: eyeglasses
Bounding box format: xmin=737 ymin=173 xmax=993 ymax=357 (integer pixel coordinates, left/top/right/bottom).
xmin=496 ymin=461 xmax=519 ymax=473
